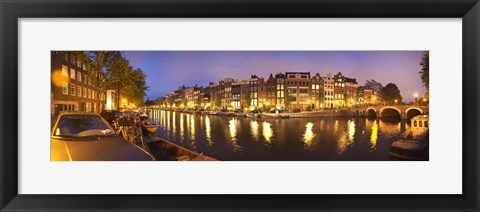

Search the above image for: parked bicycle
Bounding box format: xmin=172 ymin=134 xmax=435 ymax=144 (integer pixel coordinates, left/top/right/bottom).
xmin=113 ymin=113 xmax=145 ymax=149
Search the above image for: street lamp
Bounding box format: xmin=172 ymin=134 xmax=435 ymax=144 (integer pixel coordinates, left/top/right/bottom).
xmin=414 ymin=93 xmax=418 ymax=105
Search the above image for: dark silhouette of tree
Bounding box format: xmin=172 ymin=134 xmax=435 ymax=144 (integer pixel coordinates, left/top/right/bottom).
xmin=364 ymin=79 xmax=383 ymax=93
xmin=381 ymin=83 xmax=402 ymax=104
xmin=419 ymin=51 xmax=429 ymax=97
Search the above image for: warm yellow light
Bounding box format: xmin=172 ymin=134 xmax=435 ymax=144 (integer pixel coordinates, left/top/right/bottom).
xmin=370 ymin=120 xmax=378 ymax=151
xmin=250 ymin=120 xmax=259 ymax=141
xmin=414 ymin=93 xmax=418 ymax=98
xmin=229 ymin=118 xmax=237 ymax=141
xmin=423 ymin=98 xmax=427 ymax=102
xmin=262 ymin=122 xmax=273 ymax=143
xmin=395 ymin=99 xmax=398 ymax=103
xmin=123 ymin=99 xmax=127 ymax=103
xmin=348 ymin=120 xmax=355 ymax=142
xmin=303 ymin=122 xmax=315 ymax=146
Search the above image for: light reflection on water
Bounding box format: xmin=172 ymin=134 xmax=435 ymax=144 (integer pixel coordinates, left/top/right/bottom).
xmin=370 ymin=120 xmax=379 ymax=151
xmin=262 ymin=122 xmax=273 ymax=144
xmin=303 ymin=122 xmax=315 ymax=147
xmin=228 ymin=118 xmax=242 ymax=152
xmin=205 ymin=115 xmax=212 ymax=144
xmin=250 ymin=120 xmax=259 ymax=141
xmin=150 ymin=109 xmax=412 ymax=161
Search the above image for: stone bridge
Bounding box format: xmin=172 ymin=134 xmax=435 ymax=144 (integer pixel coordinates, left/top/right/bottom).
xmin=347 ymin=105 xmax=429 ymax=119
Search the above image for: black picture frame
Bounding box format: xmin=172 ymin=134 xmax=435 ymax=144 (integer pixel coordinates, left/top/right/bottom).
xmin=1 ymin=0 xmax=479 ymax=211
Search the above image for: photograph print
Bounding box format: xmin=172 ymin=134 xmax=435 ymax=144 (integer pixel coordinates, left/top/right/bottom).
xmin=50 ymin=51 xmax=429 ymax=161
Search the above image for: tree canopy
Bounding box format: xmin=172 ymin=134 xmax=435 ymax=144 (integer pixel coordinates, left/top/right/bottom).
xmin=380 ymin=83 xmax=402 ymax=104
xmin=363 ymin=79 xmax=383 ymax=93
xmin=419 ymin=51 xmax=429 ymax=96
xmin=74 ymin=51 xmax=148 ymax=108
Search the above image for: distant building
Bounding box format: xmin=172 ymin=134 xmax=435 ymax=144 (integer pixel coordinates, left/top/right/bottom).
xmin=344 ymin=77 xmax=358 ymax=106
xmin=323 ymin=73 xmax=334 ymax=108
xmin=357 ymin=86 xmax=365 ymax=105
xmin=249 ymin=75 xmax=260 ymax=108
xmin=275 ymin=73 xmax=286 ymax=109
xmin=285 ymin=72 xmax=311 ymax=110
xmin=333 ymin=72 xmax=346 ymax=108
xmin=363 ymin=89 xmax=374 ymax=105
xmin=239 ymin=81 xmax=250 ymax=110
xmin=311 ymin=73 xmax=324 ymax=109
xmin=208 ymin=82 xmax=217 ymax=109
xmin=258 ymin=77 xmax=267 ymax=109
xmin=222 ymin=78 xmax=235 ymax=109
xmin=231 ymin=82 xmax=242 ymax=109
xmin=265 ymin=74 xmax=276 ymax=110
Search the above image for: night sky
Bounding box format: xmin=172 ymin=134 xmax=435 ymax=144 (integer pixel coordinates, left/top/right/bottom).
xmin=123 ymin=51 xmax=426 ymax=102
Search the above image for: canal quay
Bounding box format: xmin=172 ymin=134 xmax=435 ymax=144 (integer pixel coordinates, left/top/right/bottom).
xmin=147 ymin=109 xmax=418 ymax=161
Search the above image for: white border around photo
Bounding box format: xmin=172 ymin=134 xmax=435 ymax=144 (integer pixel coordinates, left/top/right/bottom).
xmin=18 ymin=18 xmax=462 ymax=194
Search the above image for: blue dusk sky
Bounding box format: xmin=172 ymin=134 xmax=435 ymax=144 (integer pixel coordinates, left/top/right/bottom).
xmin=123 ymin=51 xmax=426 ymax=102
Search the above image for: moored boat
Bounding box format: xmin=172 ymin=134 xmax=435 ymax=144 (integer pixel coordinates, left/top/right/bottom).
xmin=146 ymin=137 xmax=217 ymax=161
xmin=234 ymin=113 xmax=246 ymax=117
xmin=217 ymin=112 xmax=233 ymax=116
xmin=141 ymin=119 xmax=159 ymax=134
xmin=389 ymin=115 xmax=429 ymax=160
xmin=259 ymin=113 xmax=289 ymax=119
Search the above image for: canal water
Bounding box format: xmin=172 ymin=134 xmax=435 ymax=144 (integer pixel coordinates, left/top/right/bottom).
xmin=148 ymin=109 xmax=411 ymax=161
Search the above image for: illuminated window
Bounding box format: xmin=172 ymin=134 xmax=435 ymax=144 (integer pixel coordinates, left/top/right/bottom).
xmin=62 ymin=82 xmax=68 ymax=95
xmin=77 ymin=72 xmax=82 ymax=82
xmin=413 ymin=120 xmax=417 ymax=127
xmin=62 ymin=65 xmax=68 ymax=77
xmin=70 ymin=84 xmax=75 ymax=96
xmin=88 ymin=89 xmax=91 ymax=99
xmin=70 ymin=68 xmax=76 ymax=80
xmin=83 ymin=87 xmax=87 ymax=98
xmin=77 ymin=85 xmax=82 ymax=97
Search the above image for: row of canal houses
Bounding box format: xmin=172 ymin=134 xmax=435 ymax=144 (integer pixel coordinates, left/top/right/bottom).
xmin=157 ymin=72 xmax=381 ymax=111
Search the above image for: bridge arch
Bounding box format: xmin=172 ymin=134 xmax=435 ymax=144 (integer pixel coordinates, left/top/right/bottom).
xmin=366 ymin=107 xmax=377 ymax=117
xmin=379 ymin=107 xmax=402 ymax=119
xmin=405 ymin=107 xmax=423 ymax=119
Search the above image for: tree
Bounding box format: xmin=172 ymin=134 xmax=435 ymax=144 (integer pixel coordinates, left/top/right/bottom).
xmin=144 ymin=98 xmax=155 ymax=106
xmin=75 ymin=51 xmax=149 ymax=110
xmin=75 ymin=51 xmax=114 ymax=113
xmin=419 ymin=51 xmax=429 ymax=97
xmin=364 ymin=79 xmax=383 ymax=93
xmin=380 ymin=83 xmax=402 ymax=104
xmin=106 ymin=51 xmax=131 ymax=108
xmin=122 ymin=68 xmax=149 ymax=106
